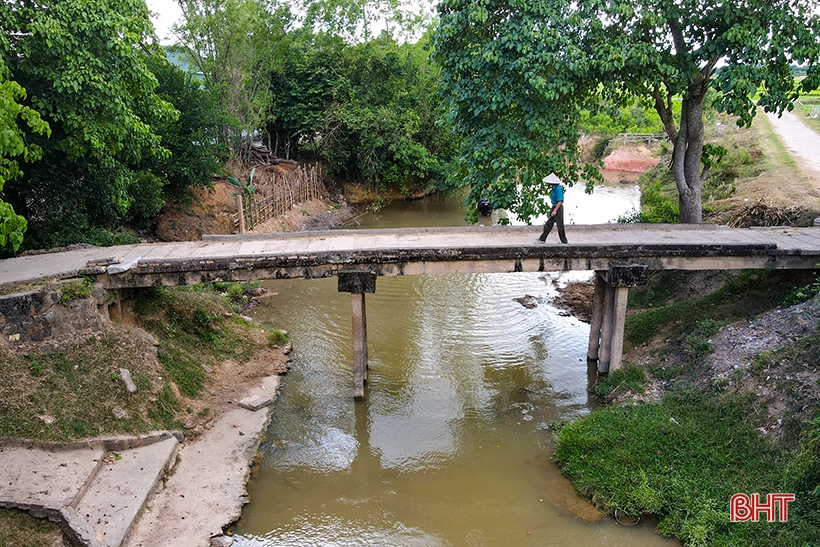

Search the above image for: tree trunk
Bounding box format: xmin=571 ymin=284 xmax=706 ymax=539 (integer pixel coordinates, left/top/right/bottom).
xmin=665 ymin=91 xmax=707 ymax=224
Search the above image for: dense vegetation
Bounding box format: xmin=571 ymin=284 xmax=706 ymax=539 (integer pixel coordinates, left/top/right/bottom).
xmin=433 ymin=0 xmax=820 ymax=223
xmin=0 ymin=0 xmax=452 ymax=254
xmin=265 ymin=30 xmax=457 ymax=193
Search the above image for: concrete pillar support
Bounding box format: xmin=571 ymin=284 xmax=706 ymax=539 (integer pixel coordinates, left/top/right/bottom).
xmin=338 ymin=271 xmax=377 ymax=400
xmin=598 ymin=281 xmax=616 ymax=374
xmin=587 ymin=263 xmax=649 ymax=375
xmin=587 ymin=271 xmax=607 ymax=360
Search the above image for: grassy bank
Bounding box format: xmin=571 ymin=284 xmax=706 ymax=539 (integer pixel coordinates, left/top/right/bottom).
xmin=555 ymin=270 xmax=820 ymax=546
xmin=0 ymin=282 xmax=287 ymax=544
xmin=555 ymin=387 xmax=820 ymax=546
xmin=627 ymin=107 xmax=820 ymax=225
xmin=0 ymin=283 xmax=285 ymax=441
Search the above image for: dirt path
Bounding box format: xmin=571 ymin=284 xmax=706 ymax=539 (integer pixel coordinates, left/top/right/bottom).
xmin=765 ymin=109 xmax=820 ymax=179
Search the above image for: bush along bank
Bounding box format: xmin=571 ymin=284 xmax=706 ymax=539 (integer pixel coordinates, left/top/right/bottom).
xmin=553 ymin=270 xmax=820 ymax=547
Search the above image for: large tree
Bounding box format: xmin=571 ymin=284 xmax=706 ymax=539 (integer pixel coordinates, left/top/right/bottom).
xmin=1 ymin=0 xmax=177 ymax=249
xmin=0 ymin=68 xmax=49 ymax=252
xmin=434 ymin=0 xmax=820 ymax=223
xmin=175 ymin=0 xmax=292 ymax=158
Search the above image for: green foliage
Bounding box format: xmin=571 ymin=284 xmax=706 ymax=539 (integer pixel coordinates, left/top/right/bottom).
xmin=0 ymin=72 xmax=49 ymax=252
xmin=433 ymin=0 xmax=820 ymax=224
xmin=580 ymin=100 xmax=671 ymax=135
xmin=618 ymin=180 xmax=679 ymax=224
xmin=59 ymin=279 xmax=93 ymax=304
xmin=270 ymin=31 xmax=457 ymax=193
xmin=680 ymin=319 xmax=721 ymax=363
xmin=555 ymin=389 xmax=810 ymax=546
xmin=143 ymin=50 xmax=232 ymax=203
xmin=785 ymin=275 xmax=820 ymax=305
xmin=433 ymin=0 xmax=602 ymax=223
xmin=1 ymin=0 xmax=177 ymax=251
xmin=227 ymin=168 xmax=257 ymax=229
xmin=269 ymin=329 xmax=289 ymax=347
xmin=301 ymin=0 xmax=431 ymax=42
xmin=175 ymin=0 xmax=291 ymax=157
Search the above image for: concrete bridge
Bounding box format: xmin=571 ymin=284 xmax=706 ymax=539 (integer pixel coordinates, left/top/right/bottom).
xmin=2 ymin=224 xmax=820 ymax=398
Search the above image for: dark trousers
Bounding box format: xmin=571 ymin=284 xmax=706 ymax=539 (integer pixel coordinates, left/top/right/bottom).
xmin=539 ymin=205 xmax=567 ymax=243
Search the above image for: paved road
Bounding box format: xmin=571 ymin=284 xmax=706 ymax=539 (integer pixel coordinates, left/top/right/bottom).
xmin=766 ymin=108 xmax=820 ymax=178
xmin=1 ymin=224 xmax=820 ymax=291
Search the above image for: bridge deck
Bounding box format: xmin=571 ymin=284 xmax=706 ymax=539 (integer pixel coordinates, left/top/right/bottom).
xmin=2 ymin=224 xmax=820 ymax=290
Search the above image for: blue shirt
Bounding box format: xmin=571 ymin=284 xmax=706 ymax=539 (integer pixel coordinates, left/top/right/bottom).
xmin=549 ymin=184 xmax=564 ymax=206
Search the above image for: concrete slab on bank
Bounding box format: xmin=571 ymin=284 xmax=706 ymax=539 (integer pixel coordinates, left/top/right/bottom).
xmin=124 ymin=375 xmax=280 ymax=547
xmin=0 ymin=432 xmax=179 ymax=547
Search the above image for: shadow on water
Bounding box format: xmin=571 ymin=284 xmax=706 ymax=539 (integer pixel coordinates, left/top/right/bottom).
xmin=232 ymin=179 xmax=680 ymax=546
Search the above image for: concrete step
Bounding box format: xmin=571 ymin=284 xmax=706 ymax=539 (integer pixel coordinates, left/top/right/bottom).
xmin=0 ymin=433 xmax=180 ymax=547
xmin=67 ymin=437 xmax=179 ymax=547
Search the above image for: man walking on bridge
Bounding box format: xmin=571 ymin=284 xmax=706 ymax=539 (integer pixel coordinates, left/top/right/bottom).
xmin=538 ymin=173 xmax=568 ymax=244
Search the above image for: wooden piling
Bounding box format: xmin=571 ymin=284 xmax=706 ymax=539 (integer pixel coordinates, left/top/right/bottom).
xmin=351 ymin=293 xmax=368 ymax=400
xmin=338 ymin=271 xmax=377 ymax=399
xmin=236 ymin=195 xmax=246 ymax=234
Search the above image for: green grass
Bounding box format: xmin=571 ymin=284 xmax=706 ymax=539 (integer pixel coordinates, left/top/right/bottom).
xmin=0 ymin=508 xmax=64 ymax=547
xmin=134 ymin=285 xmax=287 ymax=397
xmin=59 ymin=278 xmax=94 ymax=303
xmin=555 ymin=388 xmax=820 ymax=546
xmin=752 ymin=108 xmax=802 ymax=172
xmin=0 ymin=332 xmax=180 ymax=441
xmin=0 ymin=284 xmax=288 ymax=441
xmin=625 ymin=270 xmax=818 ymax=348
xmin=595 ymin=365 xmax=647 ymax=401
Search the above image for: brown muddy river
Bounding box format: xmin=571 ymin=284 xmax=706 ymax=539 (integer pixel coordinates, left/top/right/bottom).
xmin=232 ymin=180 xmax=680 ymax=546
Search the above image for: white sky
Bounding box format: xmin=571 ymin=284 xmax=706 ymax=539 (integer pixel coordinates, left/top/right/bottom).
xmin=146 ymin=0 xmax=184 ymax=44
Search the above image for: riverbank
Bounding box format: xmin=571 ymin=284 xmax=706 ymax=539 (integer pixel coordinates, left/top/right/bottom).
xmin=0 ymin=282 xmax=292 ymax=546
xmin=552 ymin=109 xmax=820 ymax=545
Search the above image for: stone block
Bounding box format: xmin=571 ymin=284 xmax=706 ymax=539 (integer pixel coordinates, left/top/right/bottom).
xmin=119 ymin=368 xmax=138 ymax=394
xmin=607 ymin=263 xmax=649 ymax=287
xmin=338 ymin=271 xmax=376 ymax=294
xmin=237 ymin=395 xmax=273 ymax=411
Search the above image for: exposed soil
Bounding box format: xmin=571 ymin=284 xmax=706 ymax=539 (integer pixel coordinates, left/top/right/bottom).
xmin=703 ymin=299 xmax=820 ymax=437
xmin=155 ymin=164 xmax=354 ymax=241
xmin=552 ymin=281 xmax=595 ymax=323
xmin=601 ymin=145 xmax=661 ymax=173
xmin=171 ymin=338 xmax=292 ymax=439
xmin=155 ymin=183 xmax=239 ymax=241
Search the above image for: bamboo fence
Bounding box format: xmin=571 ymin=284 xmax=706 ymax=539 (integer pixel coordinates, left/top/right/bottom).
xmin=232 ymin=163 xmax=325 ymax=231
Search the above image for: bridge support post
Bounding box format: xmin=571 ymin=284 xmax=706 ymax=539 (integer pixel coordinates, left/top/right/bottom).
xmin=587 ymin=271 xmax=607 ymax=360
xmin=339 ymin=271 xmax=377 ymax=400
xmin=588 ymin=264 xmax=648 ymax=374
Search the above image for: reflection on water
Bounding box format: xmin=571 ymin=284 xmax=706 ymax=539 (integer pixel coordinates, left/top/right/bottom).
xmin=347 ymin=179 xmax=641 ymax=229
xmin=233 ymin=179 xmax=678 ymax=546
